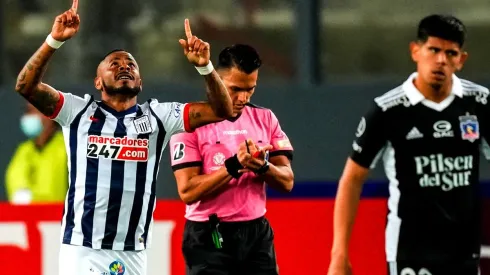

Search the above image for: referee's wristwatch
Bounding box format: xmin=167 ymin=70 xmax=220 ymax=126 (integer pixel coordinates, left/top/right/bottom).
xmin=255 ymin=159 xmax=270 ymax=175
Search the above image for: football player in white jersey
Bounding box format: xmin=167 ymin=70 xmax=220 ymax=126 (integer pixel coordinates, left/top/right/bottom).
xmin=14 ymin=1 xmax=233 ymax=275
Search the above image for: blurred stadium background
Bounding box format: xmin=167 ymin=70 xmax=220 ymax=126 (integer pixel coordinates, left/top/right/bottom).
xmin=1 ymin=0 xmax=490 ymax=274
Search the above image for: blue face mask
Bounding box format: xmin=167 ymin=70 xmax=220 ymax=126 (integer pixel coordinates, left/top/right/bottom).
xmin=20 ymin=114 xmax=43 ymax=138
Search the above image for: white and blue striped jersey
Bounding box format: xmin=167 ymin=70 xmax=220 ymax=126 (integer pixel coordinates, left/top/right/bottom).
xmin=51 ymin=91 xmax=190 ymax=251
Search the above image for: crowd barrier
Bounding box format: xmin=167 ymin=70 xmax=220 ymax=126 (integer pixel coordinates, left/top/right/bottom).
xmin=1 ymin=182 xmax=489 ymax=275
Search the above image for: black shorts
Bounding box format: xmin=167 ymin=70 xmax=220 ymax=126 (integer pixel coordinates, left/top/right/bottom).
xmin=182 ymin=216 xmax=278 ymax=275
xmin=388 ymin=260 xmax=479 ymax=275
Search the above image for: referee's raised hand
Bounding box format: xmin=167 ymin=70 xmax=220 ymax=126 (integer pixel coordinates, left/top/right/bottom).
xmin=178 ymin=19 xmax=211 ymax=67
xmin=50 ymin=0 xmax=80 ymax=42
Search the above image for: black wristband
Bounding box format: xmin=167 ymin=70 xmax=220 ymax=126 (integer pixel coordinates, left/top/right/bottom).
xmin=255 ymin=160 xmax=270 ymax=175
xmin=224 ymin=154 xmax=243 ymax=179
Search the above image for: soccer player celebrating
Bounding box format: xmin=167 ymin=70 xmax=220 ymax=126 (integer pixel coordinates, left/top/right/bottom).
xmin=169 ymin=44 xmax=294 ymax=275
xmin=14 ymin=1 xmax=233 ymax=274
xmin=328 ymin=14 xmax=489 ymax=275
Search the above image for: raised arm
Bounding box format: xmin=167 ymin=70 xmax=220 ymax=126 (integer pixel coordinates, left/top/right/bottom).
xmin=15 ymin=0 xmax=80 ymax=117
xmin=178 ymin=19 xmax=233 ymax=131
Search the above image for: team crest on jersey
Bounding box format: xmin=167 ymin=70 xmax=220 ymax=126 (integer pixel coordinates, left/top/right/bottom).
xmin=213 ymin=152 xmax=225 ymax=165
xmin=109 ymin=260 xmax=125 ymax=275
xmin=459 ymin=113 xmax=480 ymax=142
xmin=133 ymin=115 xmax=152 ymax=134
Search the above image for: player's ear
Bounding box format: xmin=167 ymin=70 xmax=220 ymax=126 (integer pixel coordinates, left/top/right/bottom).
xmin=456 ymin=51 xmax=469 ymax=71
xmin=139 ymin=78 xmax=143 ymax=92
xmin=410 ymin=41 xmax=421 ymax=63
xmin=94 ymin=76 xmax=102 ymax=91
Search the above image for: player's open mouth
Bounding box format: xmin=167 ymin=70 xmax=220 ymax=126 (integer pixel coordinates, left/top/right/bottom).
xmin=432 ymin=70 xmax=445 ymax=76
xmin=116 ymin=73 xmax=134 ymax=80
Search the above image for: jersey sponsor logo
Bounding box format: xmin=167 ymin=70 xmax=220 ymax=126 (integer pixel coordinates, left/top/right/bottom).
xmin=352 ymin=141 xmax=362 ymax=153
xmin=433 ymin=120 xmax=454 ymax=138
xmin=87 ymin=135 xmax=149 ymax=162
xmin=172 ymin=142 xmax=185 ymax=161
xmin=173 ymin=103 xmax=183 ymax=118
xmin=223 ymin=129 xmax=248 ymax=135
xmin=133 ymin=115 xmax=152 ymax=134
xmin=414 ymin=153 xmax=473 ymax=191
xmin=459 ymin=113 xmax=480 ymax=142
xmin=109 ymin=260 xmax=125 ymax=275
xmin=465 ymin=90 xmax=488 ymax=105
xmin=379 ymin=95 xmax=411 ymax=111
xmin=355 ymin=117 xmax=366 ymax=137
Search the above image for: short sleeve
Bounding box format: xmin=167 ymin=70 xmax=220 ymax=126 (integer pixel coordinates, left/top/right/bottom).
xmin=169 ymin=131 xmax=202 ymax=171
xmin=51 ymin=92 xmax=93 ymax=127
xmin=151 ymin=100 xmax=191 ymax=136
xmin=477 ymin=98 xmax=490 ymax=160
xmin=350 ymin=101 xmax=388 ymax=169
xmin=269 ymin=111 xmax=294 ymax=160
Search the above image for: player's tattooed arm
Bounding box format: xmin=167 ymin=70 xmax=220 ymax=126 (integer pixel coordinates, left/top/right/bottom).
xmin=186 ymin=99 xmax=231 ymax=131
xmin=15 ymin=0 xmax=79 ymax=117
xmin=15 ymin=44 xmax=60 ymax=117
xmin=203 ymin=70 xmax=233 ymax=118
xmin=186 ymin=71 xmax=233 ymax=131
xmin=178 ymin=18 xmax=233 ymax=130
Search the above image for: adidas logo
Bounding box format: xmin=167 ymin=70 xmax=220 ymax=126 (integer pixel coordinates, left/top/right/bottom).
xmin=406 ymin=127 xmax=423 ymax=140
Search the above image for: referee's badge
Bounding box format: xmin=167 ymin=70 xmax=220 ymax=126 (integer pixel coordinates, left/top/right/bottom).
xmin=133 ymin=115 xmax=153 ymax=134
xmin=459 ymin=113 xmax=479 ymax=143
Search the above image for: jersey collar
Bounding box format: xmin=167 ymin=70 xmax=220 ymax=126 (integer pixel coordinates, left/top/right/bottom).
xmin=97 ymin=101 xmax=138 ymax=118
xmin=402 ymin=72 xmax=463 ymax=105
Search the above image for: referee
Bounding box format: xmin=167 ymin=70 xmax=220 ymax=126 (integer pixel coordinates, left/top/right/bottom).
xmin=169 ymin=44 xmax=294 ymax=275
xmin=328 ymin=14 xmax=488 ymax=275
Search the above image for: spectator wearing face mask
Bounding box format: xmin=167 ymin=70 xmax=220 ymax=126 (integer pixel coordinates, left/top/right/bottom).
xmin=5 ymin=103 xmax=67 ymax=204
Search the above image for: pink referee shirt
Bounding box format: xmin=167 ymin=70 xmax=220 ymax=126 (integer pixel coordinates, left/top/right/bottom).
xmin=169 ymin=104 xmax=293 ymax=222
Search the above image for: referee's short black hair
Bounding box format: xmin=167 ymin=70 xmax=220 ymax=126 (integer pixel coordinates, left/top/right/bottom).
xmin=417 ymin=14 xmax=466 ymax=47
xmin=217 ymin=44 xmax=262 ymax=74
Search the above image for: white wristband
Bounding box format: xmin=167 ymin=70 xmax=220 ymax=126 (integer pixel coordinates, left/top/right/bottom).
xmin=45 ymin=34 xmax=65 ymax=49
xmin=195 ymin=61 xmax=214 ymax=75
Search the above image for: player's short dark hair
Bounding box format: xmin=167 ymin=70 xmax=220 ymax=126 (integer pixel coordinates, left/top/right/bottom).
xmin=417 ymin=14 xmax=466 ymax=47
xmin=217 ymin=44 xmax=262 ymax=74
xmin=100 ymin=49 xmax=128 ymax=63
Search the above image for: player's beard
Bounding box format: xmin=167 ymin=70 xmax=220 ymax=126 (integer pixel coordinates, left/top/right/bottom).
xmin=102 ymin=80 xmax=141 ymax=98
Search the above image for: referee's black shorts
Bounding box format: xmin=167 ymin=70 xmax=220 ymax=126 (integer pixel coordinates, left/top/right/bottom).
xmin=182 ymin=216 xmax=278 ymax=275
xmin=387 ymin=259 xmax=479 ymax=275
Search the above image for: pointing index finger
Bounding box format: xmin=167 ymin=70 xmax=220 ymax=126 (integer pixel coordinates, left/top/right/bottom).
xmin=71 ymin=0 xmax=78 ymax=13
xmin=184 ymin=18 xmax=192 ymax=39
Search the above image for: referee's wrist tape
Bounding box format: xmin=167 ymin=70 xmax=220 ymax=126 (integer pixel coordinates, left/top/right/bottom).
xmin=46 ymin=34 xmax=65 ymax=49
xmin=195 ymin=61 xmax=214 ymax=75
xmin=224 ymin=154 xmax=243 ymax=179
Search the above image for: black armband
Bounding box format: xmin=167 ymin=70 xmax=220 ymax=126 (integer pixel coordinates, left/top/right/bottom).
xmin=224 ymin=154 xmax=243 ymax=179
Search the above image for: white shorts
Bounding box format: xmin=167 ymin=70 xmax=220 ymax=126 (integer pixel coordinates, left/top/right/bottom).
xmin=59 ymin=244 xmax=147 ymax=275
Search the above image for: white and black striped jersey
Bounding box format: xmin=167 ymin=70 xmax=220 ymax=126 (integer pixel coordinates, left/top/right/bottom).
xmin=350 ymin=72 xmax=490 ymax=262
xmin=50 ymin=91 xmax=191 ymax=251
